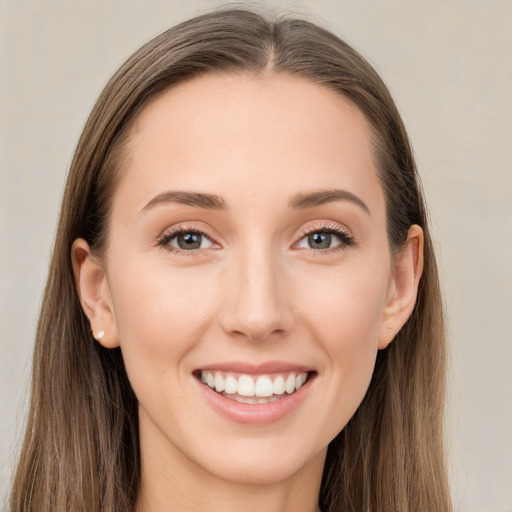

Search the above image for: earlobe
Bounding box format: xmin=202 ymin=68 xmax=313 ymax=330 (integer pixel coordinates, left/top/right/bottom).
xmin=71 ymin=238 xmax=120 ymax=349
xmin=378 ymin=225 xmax=424 ymax=349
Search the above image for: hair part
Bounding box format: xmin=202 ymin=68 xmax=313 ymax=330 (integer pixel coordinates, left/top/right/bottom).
xmin=10 ymin=7 xmax=451 ymax=512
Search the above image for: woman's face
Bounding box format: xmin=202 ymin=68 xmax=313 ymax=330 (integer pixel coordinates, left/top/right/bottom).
xmin=82 ymin=74 xmax=417 ymax=485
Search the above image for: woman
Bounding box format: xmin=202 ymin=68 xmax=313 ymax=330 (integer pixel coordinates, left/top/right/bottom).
xmin=10 ymin=7 xmax=452 ymax=512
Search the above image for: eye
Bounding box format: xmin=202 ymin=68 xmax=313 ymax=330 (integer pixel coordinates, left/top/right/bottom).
xmin=158 ymin=229 xmax=214 ymax=252
xmin=295 ymin=225 xmax=355 ymax=252
xmin=297 ymin=232 xmax=337 ymax=250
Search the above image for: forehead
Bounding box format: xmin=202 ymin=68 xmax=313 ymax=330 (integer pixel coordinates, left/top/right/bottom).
xmin=113 ymin=73 xmax=384 ymax=217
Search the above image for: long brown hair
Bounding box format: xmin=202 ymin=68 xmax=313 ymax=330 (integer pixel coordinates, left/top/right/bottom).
xmin=10 ymin=8 xmax=451 ymax=511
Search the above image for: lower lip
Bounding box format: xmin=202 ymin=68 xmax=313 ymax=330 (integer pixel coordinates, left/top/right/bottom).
xmin=194 ymin=376 xmax=314 ymax=425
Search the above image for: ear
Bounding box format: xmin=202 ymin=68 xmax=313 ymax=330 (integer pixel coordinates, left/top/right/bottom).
xmin=71 ymin=238 xmax=119 ymax=348
xmin=378 ymin=225 xmax=424 ymax=350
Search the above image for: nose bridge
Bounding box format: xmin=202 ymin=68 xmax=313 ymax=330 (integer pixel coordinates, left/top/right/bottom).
xmin=221 ymin=236 xmax=292 ymax=341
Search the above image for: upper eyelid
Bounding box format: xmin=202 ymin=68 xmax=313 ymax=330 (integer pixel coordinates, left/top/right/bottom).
xmin=156 ymin=224 xmax=219 ymax=253
xmin=296 ymin=221 xmax=352 ymax=238
xmin=299 ymin=224 xmax=348 ymax=235
xmin=159 ymin=222 xmax=216 ymax=240
xmin=293 ymin=221 xmax=356 ymax=252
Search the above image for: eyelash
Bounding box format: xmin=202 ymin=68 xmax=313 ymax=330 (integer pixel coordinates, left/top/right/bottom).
xmin=156 ymin=222 xmax=355 ymax=256
xmin=296 ymin=223 xmax=356 ymax=254
xmin=157 ymin=224 xmax=217 ymax=257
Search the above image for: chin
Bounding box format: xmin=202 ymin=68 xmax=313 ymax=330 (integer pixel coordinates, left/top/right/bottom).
xmin=188 ymin=433 xmax=328 ymax=486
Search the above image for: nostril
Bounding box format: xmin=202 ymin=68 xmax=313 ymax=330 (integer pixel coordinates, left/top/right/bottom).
xmin=218 ymin=272 xmax=294 ymax=341
xmin=231 ymin=327 xmax=285 ymax=343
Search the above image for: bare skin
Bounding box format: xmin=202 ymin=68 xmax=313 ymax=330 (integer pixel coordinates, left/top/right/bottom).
xmin=73 ymin=74 xmax=423 ymax=512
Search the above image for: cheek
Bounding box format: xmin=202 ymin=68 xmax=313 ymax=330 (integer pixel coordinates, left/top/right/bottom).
xmin=109 ymin=259 xmax=218 ymax=381
xmin=294 ymin=260 xmax=389 ymax=407
xmin=305 ymin=281 xmax=386 ymax=441
xmin=296 ymin=258 xmax=389 ymax=345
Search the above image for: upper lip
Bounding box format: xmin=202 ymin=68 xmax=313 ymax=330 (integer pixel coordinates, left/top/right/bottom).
xmin=195 ymin=361 xmax=314 ymax=375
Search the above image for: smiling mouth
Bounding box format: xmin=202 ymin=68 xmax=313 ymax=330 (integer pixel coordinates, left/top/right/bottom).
xmin=195 ymin=370 xmax=315 ymax=405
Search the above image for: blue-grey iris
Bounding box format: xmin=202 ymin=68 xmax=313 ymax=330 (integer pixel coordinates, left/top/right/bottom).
xmin=178 ymin=232 xmax=202 ymax=249
xmin=308 ymin=232 xmax=331 ymax=249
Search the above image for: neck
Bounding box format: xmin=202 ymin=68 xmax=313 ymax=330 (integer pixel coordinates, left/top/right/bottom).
xmin=137 ymin=476 xmax=324 ymax=512
xmin=135 ymin=430 xmax=326 ymax=512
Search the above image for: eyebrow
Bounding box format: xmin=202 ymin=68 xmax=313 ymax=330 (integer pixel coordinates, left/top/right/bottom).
xmin=288 ymin=189 xmax=370 ymax=215
xmin=141 ymin=191 xmax=227 ymax=211
xmin=141 ymin=188 xmax=370 ymax=215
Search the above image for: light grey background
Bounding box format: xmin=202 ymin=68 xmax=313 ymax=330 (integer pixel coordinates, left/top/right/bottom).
xmin=1 ymin=1 xmax=511 ymax=510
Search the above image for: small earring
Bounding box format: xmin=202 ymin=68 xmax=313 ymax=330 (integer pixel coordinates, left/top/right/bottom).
xmin=95 ymin=330 xmax=105 ymax=341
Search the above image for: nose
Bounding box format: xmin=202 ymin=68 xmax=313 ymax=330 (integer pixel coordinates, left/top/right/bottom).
xmin=219 ymin=245 xmax=294 ymax=343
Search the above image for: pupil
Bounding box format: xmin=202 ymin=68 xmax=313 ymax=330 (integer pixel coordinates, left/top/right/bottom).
xmin=308 ymin=232 xmax=331 ymax=249
xmin=178 ymin=233 xmax=201 ymax=250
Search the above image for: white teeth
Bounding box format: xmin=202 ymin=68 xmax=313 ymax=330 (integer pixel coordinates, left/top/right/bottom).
xmin=285 ymin=374 xmax=296 ymax=394
xmin=273 ymin=375 xmax=285 ymax=395
xmin=237 ymin=375 xmax=255 ymax=396
xmin=256 ymin=395 xmax=282 ymax=404
xmin=224 ymin=375 xmax=237 ymax=394
xmin=199 ymin=370 xmax=309 ymax=399
xmin=295 ymin=374 xmax=304 ymax=390
xmin=214 ymin=373 xmax=224 ymax=392
xmin=234 ymin=395 xmax=258 ymax=404
xmin=255 ymin=376 xmax=273 ymax=397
